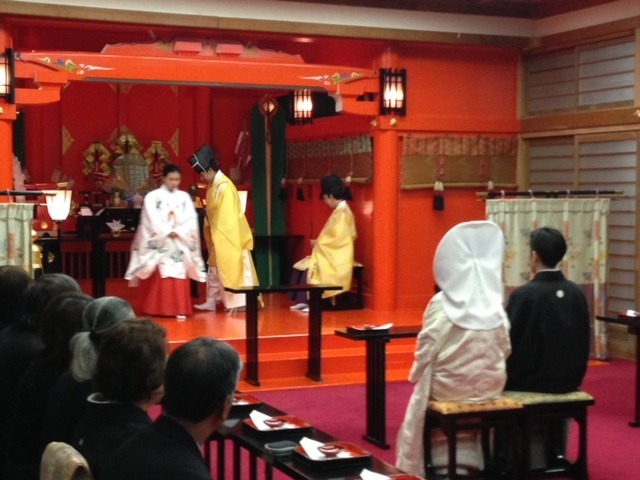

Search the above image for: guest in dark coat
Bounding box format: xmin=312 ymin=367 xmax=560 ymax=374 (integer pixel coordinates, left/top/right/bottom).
xmin=4 ymin=291 xmax=92 ymax=480
xmin=0 ymin=273 xmax=80 ymax=475
xmin=41 ymin=296 xmax=135 ymax=446
xmin=101 ymin=337 xmax=242 ymax=480
xmin=72 ymin=319 xmax=166 ymax=478
xmin=0 ymin=265 xmax=32 ymax=332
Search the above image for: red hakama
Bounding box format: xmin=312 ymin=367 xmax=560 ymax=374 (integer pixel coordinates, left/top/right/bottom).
xmin=141 ymin=270 xmax=192 ymax=317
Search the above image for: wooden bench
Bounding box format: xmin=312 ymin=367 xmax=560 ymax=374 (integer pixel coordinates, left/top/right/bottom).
xmin=424 ymin=396 xmax=524 ymax=480
xmin=503 ymin=390 xmax=595 ymax=480
xmin=423 ymin=391 xmax=594 ymax=480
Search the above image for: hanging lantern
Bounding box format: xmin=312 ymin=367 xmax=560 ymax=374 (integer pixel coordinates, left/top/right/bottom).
xmin=258 ymin=94 xmax=279 ymax=143
xmin=44 ymin=190 xmax=73 ymax=236
xmin=379 ymin=68 xmax=407 ymax=116
xmin=0 ymin=48 xmax=15 ymax=104
xmin=258 ymin=94 xmax=279 ymax=118
xmin=289 ymin=89 xmax=313 ymax=125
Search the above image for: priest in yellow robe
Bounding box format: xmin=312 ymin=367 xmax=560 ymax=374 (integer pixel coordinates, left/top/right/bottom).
xmin=289 ymin=174 xmax=357 ymax=311
xmin=187 ymin=145 xmax=259 ymax=311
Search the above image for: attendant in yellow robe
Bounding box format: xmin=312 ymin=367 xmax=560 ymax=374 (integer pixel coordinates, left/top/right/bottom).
xmin=187 ymin=145 xmax=259 ymax=311
xmin=289 ymin=174 xmax=357 ymax=311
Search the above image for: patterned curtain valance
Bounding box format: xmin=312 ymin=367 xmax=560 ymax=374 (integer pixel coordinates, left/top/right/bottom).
xmin=401 ymin=134 xmax=518 ymax=190
xmin=286 ymin=135 xmax=372 ymax=183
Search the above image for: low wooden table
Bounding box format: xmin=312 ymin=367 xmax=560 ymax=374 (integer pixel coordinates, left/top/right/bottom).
xmin=335 ymin=325 xmax=421 ymax=448
xmin=224 ymin=400 xmax=408 ymax=480
xmin=225 ymin=284 xmax=342 ymax=386
xmin=596 ymin=313 xmax=640 ymax=427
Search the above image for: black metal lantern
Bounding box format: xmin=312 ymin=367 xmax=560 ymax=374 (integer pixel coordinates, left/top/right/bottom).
xmin=379 ymin=68 xmax=406 ymax=116
xmin=289 ymin=89 xmax=313 ymax=125
xmin=0 ymin=48 xmax=15 ymax=104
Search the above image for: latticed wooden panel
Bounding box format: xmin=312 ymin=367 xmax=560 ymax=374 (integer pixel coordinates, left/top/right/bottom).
xmin=524 ymin=37 xmax=635 ymax=115
xmin=527 ymin=134 xmax=639 ymax=359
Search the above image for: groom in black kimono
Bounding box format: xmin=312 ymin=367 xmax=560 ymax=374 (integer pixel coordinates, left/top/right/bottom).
xmin=504 ymin=226 xmax=590 ymax=469
xmin=505 ymin=226 xmax=590 ymax=393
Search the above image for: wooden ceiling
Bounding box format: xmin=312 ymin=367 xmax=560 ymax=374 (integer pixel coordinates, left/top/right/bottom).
xmin=282 ymin=0 xmax=620 ymax=19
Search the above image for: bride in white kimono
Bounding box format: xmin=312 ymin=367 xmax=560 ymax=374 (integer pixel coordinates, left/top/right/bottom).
xmin=396 ymin=221 xmax=511 ymax=477
xmin=125 ymin=164 xmax=206 ymax=317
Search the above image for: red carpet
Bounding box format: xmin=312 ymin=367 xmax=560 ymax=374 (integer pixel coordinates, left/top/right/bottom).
xmin=254 ymin=359 xmax=640 ymax=479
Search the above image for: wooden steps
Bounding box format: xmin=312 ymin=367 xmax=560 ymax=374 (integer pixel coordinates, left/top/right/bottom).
xmin=234 ymin=331 xmax=416 ymax=392
xmin=167 ymin=329 xmax=416 ymax=392
xmin=92 ymin=278 xmax=423 ymax=392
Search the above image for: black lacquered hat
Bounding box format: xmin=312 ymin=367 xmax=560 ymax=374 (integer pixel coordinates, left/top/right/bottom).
xmin=187 ymin=144 xmax=217 ymax=173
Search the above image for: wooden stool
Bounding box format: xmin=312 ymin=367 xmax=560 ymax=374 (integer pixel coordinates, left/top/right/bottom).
xmin=503 ymin=391 xmax=595 ymax=480
xmin=352 ymin=262 xmax=364 ymax=309
xmin=424 ymin=396 xmax=524 ymax=480
xmin=325 ymin=262 xmax=365 ymax=310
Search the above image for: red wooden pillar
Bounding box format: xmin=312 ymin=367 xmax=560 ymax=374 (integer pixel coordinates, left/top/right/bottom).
xmin=0 ymin=109 xmax=16 ymax=191
xmin=0 ymin=27 xmax=15 ymax=192
xmin=371 ymin=129 xmax=399 ymax=311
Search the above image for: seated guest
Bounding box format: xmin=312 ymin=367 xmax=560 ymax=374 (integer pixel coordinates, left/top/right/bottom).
xmin=505 ymin=226 xmax=590 ymax=466
xmin=101 ymin=337 xmax=242 ymax=480
xmin=0 ymin=265 xmax=32 ymax=332
xmin=72 ymin=319 xmax=166 ymax=478
xmin=4 ymin=291 xmax=92 ymax=480
xmin=0 ymin=274 xmax=80 ymax=475
xmin=41 ymin=296 xmax=135 ymax=446
xmin=289 ymin=174 xmax=357 ymax=312
xmin=69 ymin=296 xmax=137 ymax=382
xmin=0 ymin=274 xmax=80 ymax=398
xmin=396 ymin=221 xmax=511 ymax=477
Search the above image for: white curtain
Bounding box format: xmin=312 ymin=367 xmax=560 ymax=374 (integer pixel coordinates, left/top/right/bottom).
xmin=487 ymin=198 xmax=610 ymax=359
xmin=0 ymin=203 xmax=34 ymax=274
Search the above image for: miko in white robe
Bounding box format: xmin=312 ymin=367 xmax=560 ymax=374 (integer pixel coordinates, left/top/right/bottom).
xmin=396 ymin=221 xmax=511 ymax=477
xmin=125 ymin=182 xmax=206 ymax=316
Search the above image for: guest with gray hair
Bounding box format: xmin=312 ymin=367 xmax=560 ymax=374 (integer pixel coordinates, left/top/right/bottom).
xmin=72 ymin=319 xmax=167 ymax=477
xmin=102 ymin=337 xmax=242 ymax=480
xmin=41 ymin=296 xmax=135 ymax=446
xmin=70 ymin=296 xmax=136 ymax=382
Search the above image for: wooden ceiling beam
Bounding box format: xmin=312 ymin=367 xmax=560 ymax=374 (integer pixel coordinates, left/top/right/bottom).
xmin=13 ymin=47 xmax=380 ymax=114
xmin=277 ymin=0 xmax=620 ymax=19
